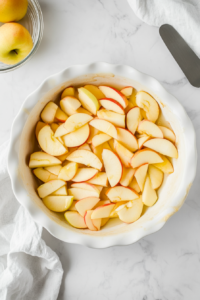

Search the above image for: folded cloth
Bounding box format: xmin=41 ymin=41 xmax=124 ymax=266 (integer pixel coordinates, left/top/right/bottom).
xmin=127 ymin=0 xmax=200 ymax=57
xmin=0 ymin=141 xmax=63 ymax=300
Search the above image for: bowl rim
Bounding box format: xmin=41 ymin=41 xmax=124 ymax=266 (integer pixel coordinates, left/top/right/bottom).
xmin=7 ymin=62 xmax=197 ymax=248
xmin=0 ymin=0 xmax=44 ymax=73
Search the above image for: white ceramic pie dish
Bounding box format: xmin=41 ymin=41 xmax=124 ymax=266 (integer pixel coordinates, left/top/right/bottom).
xmin=7 ymin=62 xmax=197 ymax=248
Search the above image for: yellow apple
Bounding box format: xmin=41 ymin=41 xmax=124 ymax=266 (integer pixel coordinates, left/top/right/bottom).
xmin=0 ymin=23 xmax=33 ymax=65
xmin=0 ymin=0 xmax=28 ymax=23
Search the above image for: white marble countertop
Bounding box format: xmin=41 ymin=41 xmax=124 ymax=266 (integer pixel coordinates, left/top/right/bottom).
xmin=1 ymin=0 xmax=200 ymax=299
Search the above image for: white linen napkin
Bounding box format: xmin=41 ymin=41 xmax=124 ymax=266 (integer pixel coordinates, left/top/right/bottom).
xmin=0 ymin=141 xmax=63 ymax=300
xmin=127 ymin=0 xmax=200 ymax=57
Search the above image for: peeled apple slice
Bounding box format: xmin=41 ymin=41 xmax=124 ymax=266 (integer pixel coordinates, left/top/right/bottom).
xmin=136 ymin=91 xmax=159 ymax=123
xmin=33 ymin=168 xmax=58 ymax=182
xmin=62 ymin=124 xmax=90 ymax=147
xmin=117 ymin=198 xmax=143 ymax=223
xmin=64 ymin=211 xmax=87 ymax=228
xmin=37 ymin=180 xmax=66 ymax=198
xmin=29 ymin=152 xmax=62 ymax=168
xmin=143 ymin=138 xmax=178 ymax=158
xmin=42 ymin=195 xmax=73 ymax=212
xmin=142 ymin=175 xmax=157 ymax=206
xmin=153 ymin=154 xmax=174 ymax=173
xmin=102 ymin=149 xmax=123 ymax=187
xmin=75 ymin=197 xmax=100 ymax=216
xmin=38 ymin=125 xmax=67 ymax=156
xmin=67 ymin=149 xmax=102 ymax=171
xmin=78 ymin=87 xmax=100 ymax=115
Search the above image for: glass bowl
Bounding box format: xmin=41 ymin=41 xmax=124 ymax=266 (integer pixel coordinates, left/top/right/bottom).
xmin=0 ymin=0 xmax=43 ymax=73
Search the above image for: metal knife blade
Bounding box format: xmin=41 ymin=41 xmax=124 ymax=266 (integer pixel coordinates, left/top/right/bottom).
xmin=159 ymin=24 xmax=200 ymax=88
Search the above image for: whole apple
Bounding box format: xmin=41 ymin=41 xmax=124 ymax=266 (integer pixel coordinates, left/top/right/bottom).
xmin=0 ymin=23 xmax=33 ymax=65
xmin=0 ymin=0 xmax=28 ymax=23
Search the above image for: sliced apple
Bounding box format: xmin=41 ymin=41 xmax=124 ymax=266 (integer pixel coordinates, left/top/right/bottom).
xmin=41 ymin=102 xmax=58 ymax=124
xmin=129 ymin=177 xmax=141 ymax=193
xmin=51 ymin=185 xmax=68 ymax=196
xmin=87 ymin=172 xmax=108 ymax=187
xmin=68 ymin=188 xmax=99 ymax=200
xmin=99 ymin=98 xmax=125 ymax=114
xmin=116 ymin=128 xmax=138 ymax=152
xmin=142 ymin=175 xmax=157 ymax=206
xmin=61 ymin=86 xmax=75 ymax=99
xmin=64 ymin=211 xmax=87 ymax=228
xmin=84 ymin=85 xmax=105 ymax=100
xmin=99 ymin=86 xmax=128 ymax=108
xmin=106 ymin=186 xmax=139 ymax=202
xmin=75 ymin=197 xmax=100 ymax=216
xmin=121 ymin=86 xmax=135 ymax=97
xmin=63 ymin=113 xmax=93 ymax=134
xmin=33 ymin=168 xmax=58 ymax=182
xmin=126 ymin=107 xmax=142 ymax=134
xmin=78 ymin=143 xmax=91 ymax=151
xmin=114 ymin=140 xmax=133 ymax=168
xmin=136 ymin=91 xmax=159 ymax=123
xmin=84 ymin=210 xmax=98 ymax=231
xmin=89 ymin=118 xmax=118 ymax=139
xmin=138 ymin=136 xmax=150 ymax=149
xmin=138 ymin=120 xmax=163 ymax=138
xmin=158 ymin=126 xmax=176 ymax=143
xmin=43 ymin=195 xmax=73 ymax=212
xmin=148 ymin=165 xmax=164 ymax=189
xmin=67 ymin=149 xmax=102 ymax=170
xmin=92 ymin=133 xmax=112 ymax=147
xmin=55 ymin=107 xmax=68 ymax=122
xmin=143 ymin=138 xmax=178 ymax=158
xmin=38 ymin=125 xmax=67 ymax=156
xmin=120 ymin=166 xmax=135 ymax=187
xmin=29 ymin=152 xmax=62 ymax=168
xmin=62 ymin=124 xmax=90 ymax=147
xmin=35 ymin=121 xmax=46 ymax=140
xmin=118 ymin=198 xmax=143 ymax=223
xmin=71 ymin=182 xmax=100 ymax=194
xmin=45 ymin=165 xmax=62 ymax=175
xmin=102 ymin=149 xmax=123 ymax=187
xmin=72 ymin=168 xmax=98 ymax=182
xmin=58 ymin=162 xmax=78 ymax=181
xmin=153 ymin=154 xmax=174 ymax=173
xmin=78 ymin=87 xmax=100 ymax=115
xmin=37 ymin=180 xmax=66 ymax=198
xmin=130 ymin=149 xmax=163 ymax=168
xmin=60 ymin=96 xmax=81 ymax=114
xmin=97 ymin=109 xmax=125 ymax=128
xmin=134 ymin=163 xmax=148 ymax=191
xmin=91 ymin=203 xmax=115 ymax=219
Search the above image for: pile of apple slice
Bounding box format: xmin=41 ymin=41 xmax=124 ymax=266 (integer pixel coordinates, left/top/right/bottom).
xmin=29 ymin=84 xmax=178 ymax=231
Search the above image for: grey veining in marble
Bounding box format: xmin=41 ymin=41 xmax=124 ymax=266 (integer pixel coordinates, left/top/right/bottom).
xmin=1 ymin=0 xmax=200 ymax=299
